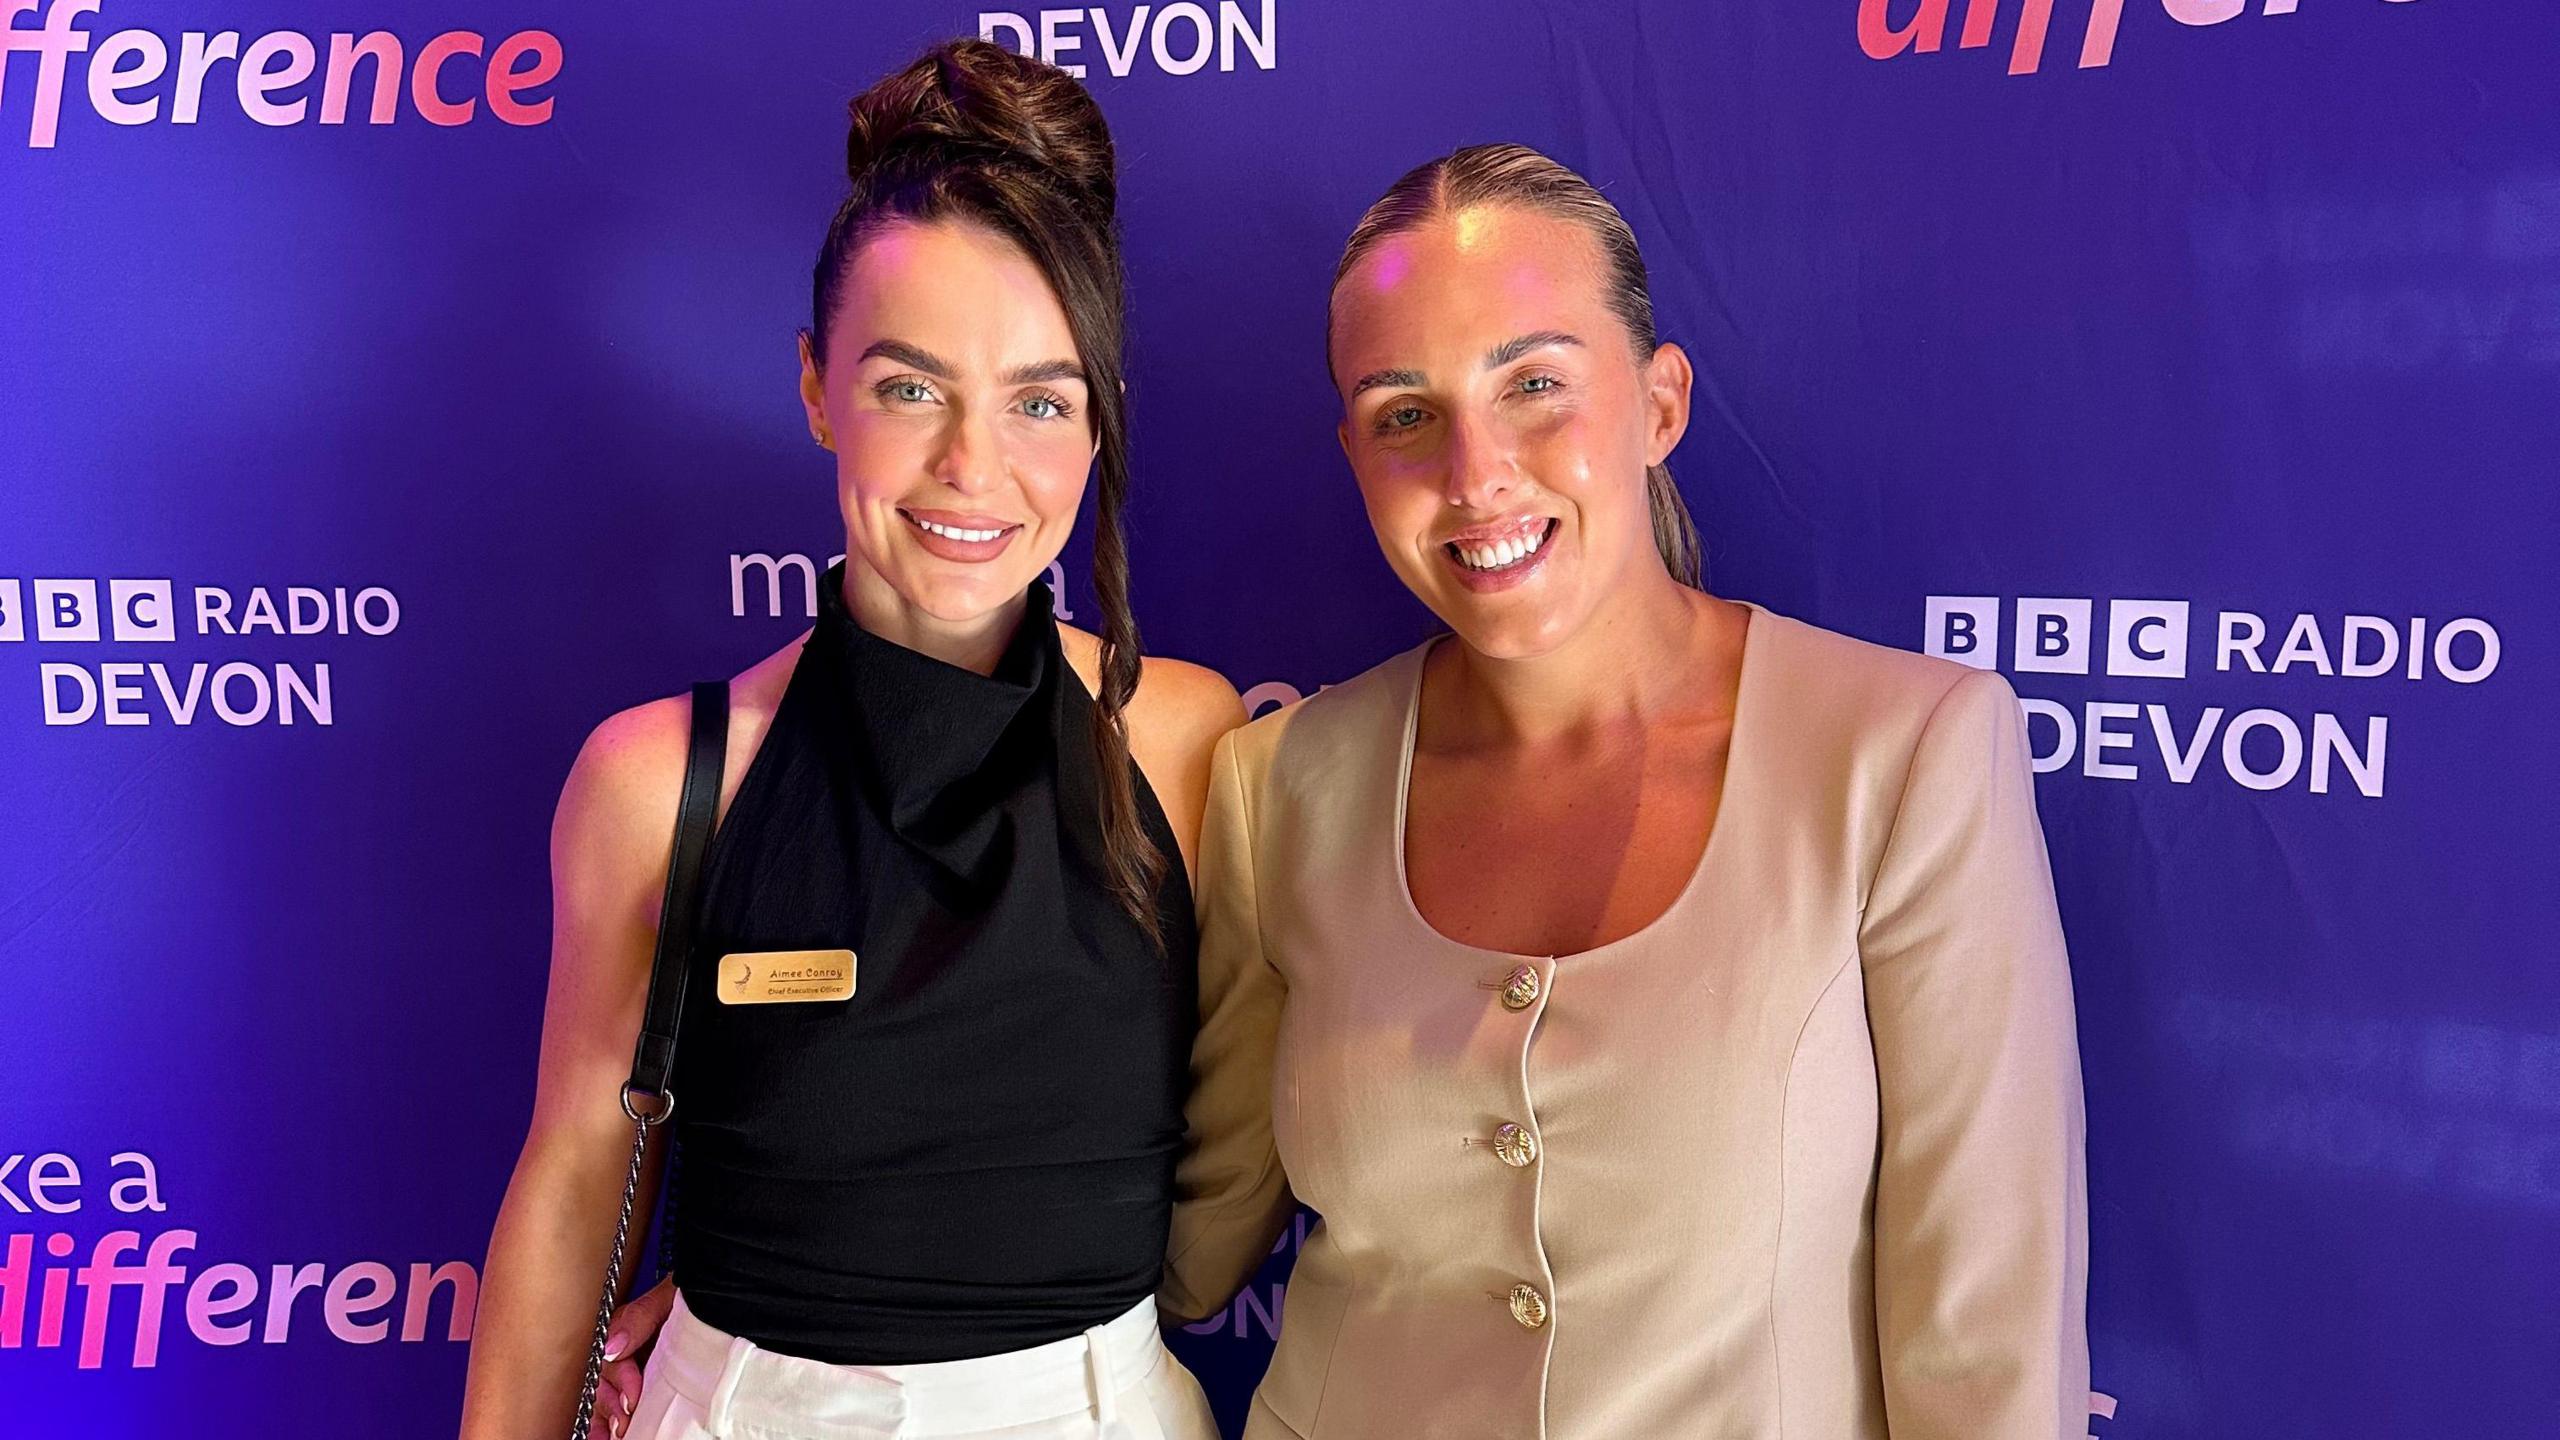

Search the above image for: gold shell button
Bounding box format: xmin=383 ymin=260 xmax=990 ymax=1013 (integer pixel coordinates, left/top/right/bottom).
xmin=1500 ymin=965 xmax=1542 ymax=1011
xmin=1509 ymin=1282 xmax=1550 ymax=1330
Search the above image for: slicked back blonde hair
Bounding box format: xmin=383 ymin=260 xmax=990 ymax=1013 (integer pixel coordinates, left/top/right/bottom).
xmin=1331 ymin=142 xmax=1703 ymax=588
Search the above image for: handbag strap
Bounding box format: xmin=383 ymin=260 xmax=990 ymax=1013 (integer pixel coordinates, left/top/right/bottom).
xmin=628 ymin=680 xmax=730 ymax=1111
xmin=571 ymin=680 xmax=727 ymax=1440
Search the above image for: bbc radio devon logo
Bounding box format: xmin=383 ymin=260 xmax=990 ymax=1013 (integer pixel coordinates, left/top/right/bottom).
xmin=7 ymin=577 xmax=399 ymax=727
xmin=1925 ymin=596 xmax=2502 ymax=798
xmin=2 ymin=0 xmax=562 ymax=148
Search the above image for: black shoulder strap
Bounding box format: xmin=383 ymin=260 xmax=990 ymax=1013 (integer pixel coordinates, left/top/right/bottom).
xmin=625 ymin=680 xmax=728 ymax=1113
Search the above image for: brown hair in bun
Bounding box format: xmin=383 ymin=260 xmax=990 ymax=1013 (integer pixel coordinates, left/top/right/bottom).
xmin=809 ymin=39 xmax=1164 ymax=948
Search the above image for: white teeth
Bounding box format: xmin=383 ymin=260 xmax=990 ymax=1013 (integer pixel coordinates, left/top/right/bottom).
xmin=911 ymin=516 xmax=1005 ymax=543
xmin=1453 ymin=522 xmax=1550 ymax=571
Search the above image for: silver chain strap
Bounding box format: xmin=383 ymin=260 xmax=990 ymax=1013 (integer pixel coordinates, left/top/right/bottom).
xmin=571 ymin=1107 xmax=658 ymax=1440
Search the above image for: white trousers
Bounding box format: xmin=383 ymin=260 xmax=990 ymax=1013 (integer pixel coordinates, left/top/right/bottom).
xmin=627 ymin=1292 xmax=1222 ymax=1440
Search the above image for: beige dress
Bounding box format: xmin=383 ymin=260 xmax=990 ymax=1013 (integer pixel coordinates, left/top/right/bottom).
xmin=1161 ymin=606 xmax=2089 ymax=1440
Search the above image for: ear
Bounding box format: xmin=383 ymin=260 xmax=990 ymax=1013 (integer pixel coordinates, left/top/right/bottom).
xmin=1642 ymin=341 xmax=1693 ymax=467
xmin=1336 ymin=416 xmax=1353 ymax=465
xmin=798 ymin=330 xmax=832 ymax=450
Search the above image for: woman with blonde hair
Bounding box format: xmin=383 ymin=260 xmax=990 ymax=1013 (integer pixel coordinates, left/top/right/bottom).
xmin=1163 ymin=143 xmax=2089 ymax=1438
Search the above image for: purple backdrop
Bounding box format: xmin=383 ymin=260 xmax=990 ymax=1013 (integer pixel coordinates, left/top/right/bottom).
xmin=5 ymin=0 xmax=2555 ymax=1434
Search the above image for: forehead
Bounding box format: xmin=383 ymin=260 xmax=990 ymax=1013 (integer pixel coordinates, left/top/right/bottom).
xmin=831 ymin=218 xmax=1076 ymax=363
xmin=1330 ymin=204 xmax=1614 ymax=377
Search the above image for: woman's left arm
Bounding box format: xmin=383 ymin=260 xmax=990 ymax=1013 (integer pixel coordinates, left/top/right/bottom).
xmin=1860 ymin=668 xmax=2090 ymax=1440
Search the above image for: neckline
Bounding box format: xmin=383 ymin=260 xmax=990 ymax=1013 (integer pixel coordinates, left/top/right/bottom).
xmin=1389 ymin=601 xmax=1769 ymax=964
xmin=815 ymin=561 xmax=1061 ymax=878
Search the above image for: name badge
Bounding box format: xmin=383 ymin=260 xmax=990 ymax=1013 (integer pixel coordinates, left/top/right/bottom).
xmin=717 ymin=949 xmax=857 ymax=1005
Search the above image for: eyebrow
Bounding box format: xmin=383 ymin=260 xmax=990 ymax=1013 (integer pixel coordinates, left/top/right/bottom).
xmin=1349 ymin=367 xmax=1426 ymax=398
xmin=1483 ymin=329 xmax=1583 ymax=369
xmin=858 ymin=339 xmax=954 ymax=377
xmin=1347 ymin=331 xmax=1587 ymax=399
xmin=1001 ymin=358 xmax=1088 ymax=386
xmin=856 ymin=340 xmax=1085 ymax=388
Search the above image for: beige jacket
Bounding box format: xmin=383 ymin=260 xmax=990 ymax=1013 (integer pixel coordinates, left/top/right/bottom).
xmin=1162 ymin=607 xmax=2089 ymax=1440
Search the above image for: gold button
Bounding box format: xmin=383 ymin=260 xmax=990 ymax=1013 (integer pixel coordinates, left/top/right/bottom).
xmin=1508 ymin=1282 xmax=1549 ymax=1330
xmin=1492 ymin=1122 xmax=1539 ymax=1168
xmin=1500 ymin=965 xmax=1541 ymax=1011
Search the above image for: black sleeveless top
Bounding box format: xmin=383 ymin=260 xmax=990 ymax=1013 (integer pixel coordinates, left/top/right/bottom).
xmin=669 ymin=564 xmax=1197 ymax=1364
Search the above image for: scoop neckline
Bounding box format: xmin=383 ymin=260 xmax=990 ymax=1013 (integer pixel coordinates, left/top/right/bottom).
xmin=1387 ymin=602 xmax=1768 ymax=964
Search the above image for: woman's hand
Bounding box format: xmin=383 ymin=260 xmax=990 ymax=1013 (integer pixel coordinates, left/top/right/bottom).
xmin=588 ymin=1278 xmax=677 ymax=1438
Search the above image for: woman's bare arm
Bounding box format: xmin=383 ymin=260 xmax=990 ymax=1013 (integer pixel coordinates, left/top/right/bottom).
xmin=458 ymin=697 xmax=691 ymax=1440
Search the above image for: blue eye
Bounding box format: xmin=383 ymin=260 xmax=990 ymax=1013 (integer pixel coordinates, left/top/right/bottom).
xmin=877 ymin=378 xmax=934 ymax=405
xmin=1519 ymin=374 xmax=1559 ymax=394
xmin=1022 ymin=393 xmax=1066 ymax=420
xmin=1380 ymin=405 xmax=1425 ymax=431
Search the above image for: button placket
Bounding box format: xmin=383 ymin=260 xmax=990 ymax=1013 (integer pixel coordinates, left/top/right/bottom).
xmin=1483 ymin=958 xmax=1558 ymax=1355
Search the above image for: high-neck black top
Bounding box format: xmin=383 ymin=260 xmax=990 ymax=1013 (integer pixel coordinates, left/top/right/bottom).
xmin=669 ymin=563 xmax=1196 ymax=1364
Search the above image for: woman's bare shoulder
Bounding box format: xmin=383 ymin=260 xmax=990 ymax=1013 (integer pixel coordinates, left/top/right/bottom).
xmin=554 ymin=632 xmax=805 ymax=880
xmin=1059 ymin=624 xmax=1246 ymax=758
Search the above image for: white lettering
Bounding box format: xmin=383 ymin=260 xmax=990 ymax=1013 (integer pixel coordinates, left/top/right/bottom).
xmin=1039 ymin=8 xmax=1085 ymax=76
xmin=41 ymin=663 xmax=98 ymax=725
xmin=2222 ymin=707 xmax=2304 ymax=790
xmin=2146 ymin=703 xmax=2224 ymax=784
xmin=353 ymin=586 xmax=399 ymax=635
xmin=1151 ymin=2 xmax=1215 ymax=75
xmin=2019 ymin=696 xmax=2076 ymax=774
xmin=2309 ymin=713 xmax=2387 ymax=797
xmin=149 ymin=663 xmax=207 ymax=724
xmin=1219 ymin=0 xmax=1276 ymax=71
xmin=99 ymin=662 xmax=148 ymax=726
xmin=278 ymin=663 xmax=333 ymax=724
xmin=1093 ymin=4 xmax=1152 ymax=75
xmin=210 ymin=662 xmax=273 ymax=725
xmin=2433 ymin=617 xmax=2500 ymax=683
xmin=2082 ymin=701 xmax=2139 ymax=780
xmin=2339 ymin=615 xmax=2400 ymax=678
xmin=2218 ymin=610 xmax=2268 ymax=672
xmin=108 ymin=1152 xmax=166 ymax=1213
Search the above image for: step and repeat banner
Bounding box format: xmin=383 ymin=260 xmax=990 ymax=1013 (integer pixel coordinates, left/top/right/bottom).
xmin=4 ymin=0 xmax=2554 ymax=1434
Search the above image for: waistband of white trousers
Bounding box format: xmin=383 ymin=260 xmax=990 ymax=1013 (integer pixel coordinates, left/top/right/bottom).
xmin=651 ymin=1291 xmax=1169 ymax=1433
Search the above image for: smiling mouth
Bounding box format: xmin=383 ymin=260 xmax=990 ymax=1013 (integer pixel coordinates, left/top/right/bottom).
xmin=1445 ymin=518 xmax=1558 ymax=574
xmin=902 ymin=511 xmax=1018 ymax=544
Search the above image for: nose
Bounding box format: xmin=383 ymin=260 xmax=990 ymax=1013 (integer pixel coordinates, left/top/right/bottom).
xmin=932 ymin=406 xmax=1004 ymax=496
xmin=1441 ymin=410 xmax=1518 ymax=513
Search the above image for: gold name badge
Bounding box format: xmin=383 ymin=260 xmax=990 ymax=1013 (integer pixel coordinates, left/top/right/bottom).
xmin=716 ymin=949 xmax=857 ymax=1005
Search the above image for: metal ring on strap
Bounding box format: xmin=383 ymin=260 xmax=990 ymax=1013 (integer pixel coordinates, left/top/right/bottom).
xmin=620 ymin=1084 xmax=675 ymax=1125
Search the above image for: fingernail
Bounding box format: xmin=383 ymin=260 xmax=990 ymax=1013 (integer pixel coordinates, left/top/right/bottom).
xmin=604 ymin=1330 xmax=627 ymax=1361
xmin=622 ymin=1388 xmax=636 ymax=1415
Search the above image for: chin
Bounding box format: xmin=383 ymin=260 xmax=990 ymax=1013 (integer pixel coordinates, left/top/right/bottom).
xmin=1447 ymin=615 xmax=1575 ymax=662
xmin=1427 ymin=589 xmax=1584 ymax=661
xmin=903 ymin=571 xmax=1031 ymax=625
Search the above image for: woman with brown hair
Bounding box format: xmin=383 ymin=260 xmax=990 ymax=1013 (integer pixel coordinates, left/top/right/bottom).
xmin=459 ymin=39 xmax=1237 ymax=1440
xmin=1163 ymin=144 xmax=2089 ymax=1438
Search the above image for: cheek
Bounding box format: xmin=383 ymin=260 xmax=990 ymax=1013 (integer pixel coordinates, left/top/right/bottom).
xmin=1364 ymin=484 xmax=1455 ymax=580
xmin=1524 ymin=407 xmax=1634 ymax=506
xmin=1013 ymin=426 xmax=1095 ymax=522
xmin=834 ymin=414 xmax=922 ymax=499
